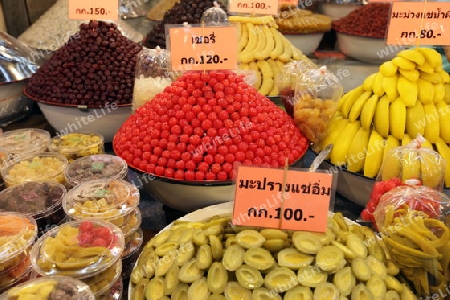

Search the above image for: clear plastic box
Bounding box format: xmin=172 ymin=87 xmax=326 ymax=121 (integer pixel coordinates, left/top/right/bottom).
xmin=0 ymin=129 xmax=51 ymax=164
xmin=48 ymin=133 xmax=104 ymax=163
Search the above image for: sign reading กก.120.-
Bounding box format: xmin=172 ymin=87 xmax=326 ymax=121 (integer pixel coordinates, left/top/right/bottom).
xmin=68 ymin=0 xmax=119 ymax=20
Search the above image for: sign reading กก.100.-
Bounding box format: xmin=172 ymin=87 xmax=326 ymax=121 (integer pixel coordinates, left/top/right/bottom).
xmin=68 ymin=0 xmax=119 ymax=20
xmin=232 ymin=166 xmax=334 ymax=233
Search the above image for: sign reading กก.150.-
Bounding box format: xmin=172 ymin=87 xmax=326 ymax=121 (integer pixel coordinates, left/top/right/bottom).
xmin=69 ymin=0 xmax=119 ymax=20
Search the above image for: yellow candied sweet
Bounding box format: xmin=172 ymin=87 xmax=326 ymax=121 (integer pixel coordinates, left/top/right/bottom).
xmin=4 ymin=156 xmax=66 ymax=186
xmin=50 ymin=133 xmax=104 ymax=162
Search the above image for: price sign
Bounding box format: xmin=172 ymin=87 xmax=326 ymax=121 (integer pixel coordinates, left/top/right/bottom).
xmin=232 ymin=166 xmax=334 ymax=232
xmin=69 ymin=0 xmax=119 ymax=20
xmin=279 ymin=0 xmax=299 ymax=6
xmin=167 ymin=25 xmax=238 ymax=71
xmin=228 ymin=0 xmax=279 ymax=16
xmin=386 ymin=2 xmax=450 ymax=45
xmin=368 ymin=0 xmax=401 ymax=3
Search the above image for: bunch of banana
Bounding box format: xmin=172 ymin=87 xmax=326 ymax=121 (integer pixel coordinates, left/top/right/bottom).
xmin=317 ymin=47 xmax=450 ymax=187
xmin=229 ymin=16 xmax=308 ymax=96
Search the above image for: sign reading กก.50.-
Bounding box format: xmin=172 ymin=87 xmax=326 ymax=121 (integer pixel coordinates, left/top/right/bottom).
xmin=69 ymin=0 xmax=119 ymax=20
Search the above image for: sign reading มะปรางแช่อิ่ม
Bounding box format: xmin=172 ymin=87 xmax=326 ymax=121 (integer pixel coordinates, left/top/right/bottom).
xmin=68 ymin=0 xmax=119 ymax=20
xmin=232 ymin=166 xmax=333 ymax=232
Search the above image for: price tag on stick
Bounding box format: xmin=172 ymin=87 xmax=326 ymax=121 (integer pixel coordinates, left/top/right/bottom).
xmin=386 ymin=2 xmax=450 ymax=45
xmin=232 ymin=166 xmax=334 ymax=232
xmin=167 ymin=25 xmax=238 ymax=71
xmin=228 ymin=0 xmax=279 ymax=16
xmin=69 ymin=0 xmax=119 ymax=20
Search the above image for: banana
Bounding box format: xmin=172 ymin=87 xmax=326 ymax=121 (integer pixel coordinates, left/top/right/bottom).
xmin=241 ymin=25 xmax=265 ymax=63
xmin=239 ymin=23 xmax=258 ymax=63
xmin=389 ymin=99 xmax=406 ymax=140
xmin=321 ymin=118 xmax=349 ymax=151
xmin=392 ymin=57 xmax=416 ymax=71
xmin=379 ymin=135 xmax=401 ymax=180
xmin=379 ymin=61 xmax=398 ymax=77
xmin=444 ymin=84 xmax=450 ymax=104
xmin=440 ymin=70 xmax=450 ymax=83
xmin=421 ymin=138 xmax=433 ymax=149
xmin=435 ymin=138 xmax=450 ymax=187
xmin=433 ymin=83 xmax=445 ymax=103
xmin=338 ymin=90 xmax=352 ymax=110
xmin=270 ymin=28 xmax=283 ymax=60
xmin=291 ymin=45 xmax=303 ymax=60
xmin=363 ymin=73 xmax=377 ymax=91
xmin=349 ymin=90 xmax=372 ymax=122
xmin=275 ymin=59 xmax=284 ymax=71
xmin=361 ymin=94 xmax=380 ymax=130
xmin=383 ymin=75 xmax=398 ymax=101
xmin=372 ymin=72 xmax=385 ymax=97
xmin=406 ymin=101 xmax=426 ymax=139
xmin=347 ymin=127 xmax=371 ymax=173
xmin=401 ymin=135 xmax=412 ymax=146
xmin=421 ymin=149 xmax=445 ymax=189
xmin=277 ymin=34 xmax=292 ymax=62
xmin=249 ymin=62 xmax=261 ymax=90
xmin=417 ymin=47 xmax=442 ymax=68
xmin=254 ymin=26 xmax=274 ymax=60
xmin=374 ymin=96 xmax=390 ymax=138
xmin=397 ymin=76 xmax=418 ymax=107
xmin=266 ymin=59 xmax=280 ymax=96
xmin=363 ymin=129 xmax=385 ymax=177
xmin=398 ymin=49 xmax=426 ymax=65
xmin=340 ymin=86 xmax=365 ymax=118
xmin=229 ymin=15 xmax=277 ymax=27
xmin=240 ymin=63 xmax=250 ymax=70
xmin=399 ymin=69 xmax=419 ymax=82
xmin=417 ymin=78 xmax=435 ymax=104
xmin=330 ymin=121 xmax=361 ymax=166
xmin=417 ymin=61 xmax=434 ymax=74
xmin=423 ymin=103 xmax=440 ymax=143
xmin=257 ymin=60 xmax=274 ymax=96
xmin=436 ymin=101 xmax=450 ymax=143
xmin=420 ymin=72 xmax=442 ymax=84
xmin=237 ymin=22 xmax=248 ymax=51
xmin=401 ymin=150 xmax=421 ymax=183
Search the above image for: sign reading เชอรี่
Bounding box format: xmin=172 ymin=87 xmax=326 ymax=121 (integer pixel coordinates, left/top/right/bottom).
xmin=68 ymin=0 xmax=119 ymax=20
xmin=232 ymin=166 xmax=333 ymax=232
xmin=167 ymin=25 xmax=238 ymax=71
xmin=386 ymin=2 xmax=450 ymax=45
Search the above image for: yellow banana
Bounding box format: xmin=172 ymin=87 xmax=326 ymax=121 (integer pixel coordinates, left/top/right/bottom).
xmin=444 ymin=83 xmax=450 ymax=104
xmin=239 ymin=23 xmax=258 ymax=63
xmin=383 ymin=75 xmax=398 ymax=101
xmin=249 ymin=62 xmax=261 ymax=90
xmin=291 ymin=45 xmax=303 ymax=60
xmin=423 ymin=103 xmax=440 ymax=143
xmin=349 ymin=91 xmax=372 ymax=122
xmin=361 ymin=94 xmax=380 ymax=130
xmin=401 ymin=150 xmax=421 ymax=183
xmin=435 ymin=138 xmax=450 ymax=187
xmin=374 ymin=96 xmax=390 ymax=138
xmin=338 ymin=90 xmax=352 ymax=110
xmin=390 ymin=99 xmax=406 ymax=140
xmin=379 ymin=61 xmax=398 ymax=77
xmin=433 ymin=83 xmax=445 ymax=103
xmin=421 ymin=149 xmax=445 ymax=189
xmin=240 ymin=63 xmax=250 ymax=70
xmin=417 ymin=47 xmax=442 ymax=68
xmin=398 ymin=49 xmax=426 ymax=65
xmin=421 ymin=138 xmax=433 ymax=149
xmin=440 ymin=70 xmax=450 ymax=83
xmin=269 ymin=28 xmax=283 ymax=60
xmin=256 ymin=60 xmax=273 ymax=96
xmin=363 ymin=129 xmax=385 ymax=177
xmin=363 ymin=73 xmax=377 ymax=91
xmin=229 ymin=15 xmax=277 ymax=26
xmin=392 ymin=56 xmax=416 ymax=71
xmin=406 ymin=101 xmax=426 ymax=139
xmin=397 ymin=76 xmax=418 ymax=107
xmin=372 ymin=72 xmax=385 ymax=97
xmin=275 ymin=60 xmax=284 ymax=71
xmin=277 ymin=34 xmax=292 ymax=63
xmin=255 ymin=26 xmax=273 ymax=60
xmin=417 ymin=61 xmax=434 ymax=74
xmin=340 ymin=86 xmax=365 ymax=119
xmin=266 ymin=59 xmax=280 ymax=96
xmin=401 ymin=135 xmax=412 ymax=146
xmin=379 ymin=135 xmax=401 ymax=180
xmin=330 ymin=121 xmax=361 ymax=166
xmin=436 ymin=101 xmax=450 ymax=143
xmin=417 ymin=78 xmax=435 ymax=104
xmin=238 ymin=22 xmax=248 ymax=51
xmin=399 ymin=69 xmax=419 ymax=82
xmin=420 ymin=72 xmax=442 ymax=84
xmin=347 ymin=127 xmax=370 ymax=173
xmin=321 ymin=118 xmax=349 ymax=152
xmin=242 ymin=25 xmax=265 ymax=63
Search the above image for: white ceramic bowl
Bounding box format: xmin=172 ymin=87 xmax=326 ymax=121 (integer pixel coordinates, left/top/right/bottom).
xmin=283 ymin=33 xmax=324 ymax=56
xmin=37 ymin=102 xmax=131 ymax=142
xmin=320 ymin=3 xmax=361 ymax=21
xmin=336 ymin=32 xmax=407 ymax=64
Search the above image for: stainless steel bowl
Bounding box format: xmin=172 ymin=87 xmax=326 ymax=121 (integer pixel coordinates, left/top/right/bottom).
xmin=0 ymin=81 xmax=32 ymax=126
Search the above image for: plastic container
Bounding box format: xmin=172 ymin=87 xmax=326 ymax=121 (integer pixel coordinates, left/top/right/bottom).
xmin=0 ymin=256 xmax=32 ymax=294
xmin=0 ymin=129 xmax=51 ymax=166
xmin=65 ymin=154 xmax=128 ymax=187
xmin=0 ymin=275 xmax=95 ymax=300
xmin=0 ymin=181 xmax=66 ymax=235
xmin=84 ymin=260 xmax=122 ymax=297
xmin=124 ymin=208 xmax=142 ymax=241
xmin=1 ymin=153 xmax=68 ymax=187
xmin=201 ymin=1 xmax=229 ymax=25
xmin=97 ymin=276 xmax=122 ymax=300
xmin=48 ymin=133 xmax=104 ymax=163
xmin=62 ymin=179 xmax=140 ymax=235
xmin=122 ymin=229 xmax=143 ymax=279
xmin=30 ymin=220 xmax=124 ymax=278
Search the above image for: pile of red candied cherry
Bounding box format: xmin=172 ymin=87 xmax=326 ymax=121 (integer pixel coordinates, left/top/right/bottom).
xmin=114 ymin=70 xmax=308 ymax=181
xmin=78 ymin=221 xmax=117 ymax=248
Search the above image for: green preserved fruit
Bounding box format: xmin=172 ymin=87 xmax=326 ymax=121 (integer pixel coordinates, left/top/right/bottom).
xmin=366 ymin=275 xmax=387 ymax=299
xmin=340 ymin=296 xmax=349 ymax=300
xmin=346 ymin=233 xmax=368 ymax=259
xmin=244 ymin=248 xmax=275 ymax=270
xmin=263 ymin=239 xmax=287 ymax=252
xmin=132 ymin=278 xmax=148 ymax=300
xmin=264 ymin=267 xmax=298 ymax=292
xmin=277 ymin=248 xmax=314 ymax=269
xmin=156 ymin=252 xmax=176 ymax=276
xmin=260 ymin=229 xmax=288 ymax=240
xmin=311 ymin=229 xmax=335 ymax=245
xmin=146 ymin=276 xmax=164 ymax=300
xmin=351 ymin=283 xmax=373 ymax=300
xmin=252 ymin=287 xmax=282 ymax=300
xmin=178 ymin=228 xmax=194 ymax=244
xmin=176 ymin=242 xmax=195 ymax=267
xmin=297 ymin=265 xmax=328 ymax=288
xmin=315 ymin=245 xmax=345 ymax=272
xmin=150 ymin=230 xmax=172 ymax=247
xmin=385 ymin=290 xmax=401 ymax=300
xmin=384 ymin=275 xmax=404 ymax=293
xmin=168 ymin=227 xmax=185 ymax=243
xmin=197 ymin=244 xmax=213 ymax=269
xmin=284 ymin=286 xmax=313 ymax=300
xmin=223 ymin=244 xmax=245 ymax=271
xmin=143 ymin=252 xmax=159 ymax=278
xmin=365 ymin=255 xmax=387 ymax=277
xmin=351 ymin=257 xmax=372 ymax=282
xmin=155 ymin=241 xmax=179 ymax=257
xmin=204 ymin=224 xmax=224 ymax=236
xmin=331 ymin=241 xmax=357 ymax=259
xmin=235 ymin=264 xmax=264 ymax=289
xmin=225 ymin=236 xmax=238 ymax=248
xmin=130 ymin=267 xmax=145 ymax=285
xmin=386 ymin=261 xmax=400 ymax=276
xmin=313 ymin=282 xmax=340 ymax=300
xmin=188 ymin=278 xmax=210 ymax=300
xmin=171 ymin=283 xmax=189 ymax=300
xmin=292 ymin=232 xmax=323 ymax=254
xmin=333 ymin=267 xmax=356 ymax=296
xmin=179 ymin=258 xmax=203 ymax=283
xmin=193 ymin=229 xmax=208 ymax=246
xmin=400 ymin=285 xmax=417 ymax=300
xmin=208 ymin=294 xmax=226 ymax=300
xmin=236 ymin=230 xmax=266 ymax=249
xmin=224 ymin=282 xmax=252 ymax=300
xmin=163 ymin=264 xmax=180 ymax=295
xmin=207 ymin=262 xmax=228 ymax=294
xmin=209 ymin=235 xmax=224 ymax=260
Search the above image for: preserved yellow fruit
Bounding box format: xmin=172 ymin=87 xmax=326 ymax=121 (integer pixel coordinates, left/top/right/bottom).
xmin=224 ymin=282 xmax=252 ymax=300
xmin=292 ymin=232 xmax=323 ymax=254
xmin=333 ymin=267 xmax=356 ymax=296
xmin=223 ymin=244 xmax=245 ymax=271
xmin=188 ymin=278 xmax=210 ymax=300
xmin=313 ymin=282 xmax=340 ymax=300
xmin=297 ymin=266 xmax=327 ymax=287
xmin=179 ymin=258 xmax=203 ymax=283
xmin=163 ymin=264 xmax=179 ymax=295
xmin=351 ymin=283 xmax=373 ymax=300
xmin=208 ymin=262 xmax=228 ymax=294
xmin=366 ymin=275 xmax=387 ymax=299
xmin=315 ymin=245 xmax=345 ymax=272
xmin=264 ymin=267 xmax=298 ymax=291
xmin=235 ymin=265 xmax=264 ymax=289
xmin=351 ymin=258 xmax=372 ymax=282
xmin=277 ymin=248 xmax=314 ymax=269
xmin=284 ymin=286 xmax=313 ymax=300
xmin=196 ymin=244 xmax=213 ymax=269
xmin=236 ymin=230 xmax=266 ymax=249
xmin=244 ymin=248 xmax=275 ymax=270
xmin=252 ymin=287 xmax=282 ymax=300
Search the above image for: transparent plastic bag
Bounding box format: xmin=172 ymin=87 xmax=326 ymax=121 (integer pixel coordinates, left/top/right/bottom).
xmin=292 ymin=66 xmax=342 ymax=144
xmin=201 ymin=1 xmax=229 ymax=25
xmin=277 ymin=59 xmax=317 ymax=117
xmin=132 ymin=47 xmax=173 ymax=111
